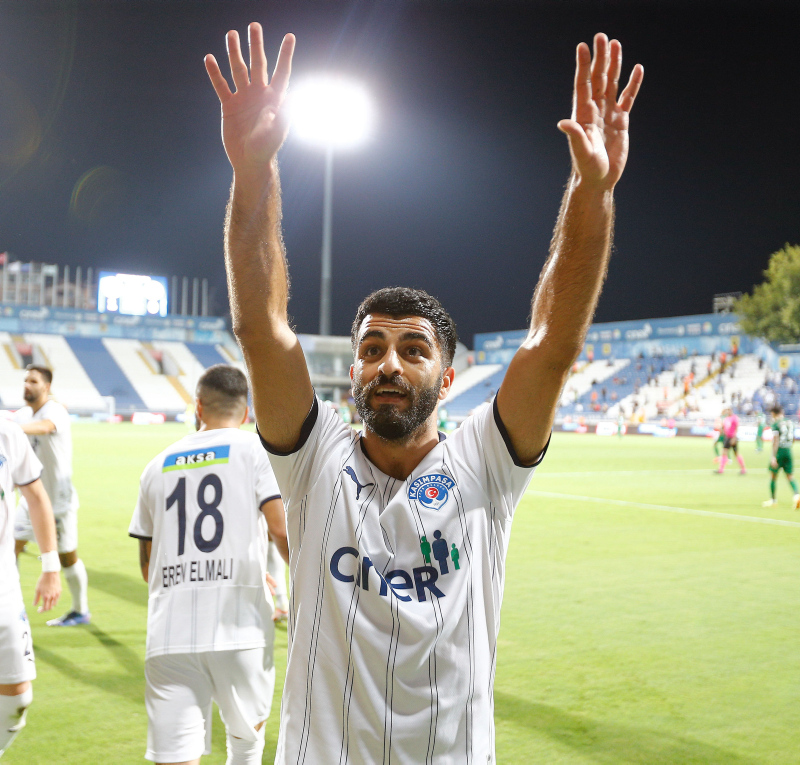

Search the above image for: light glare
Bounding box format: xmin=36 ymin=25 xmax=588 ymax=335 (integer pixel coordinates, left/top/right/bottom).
xmin=288 ymin=76 xmax=374 ymax=150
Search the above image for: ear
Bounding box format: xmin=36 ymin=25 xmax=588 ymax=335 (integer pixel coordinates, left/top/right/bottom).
xmin=241 ymin=404 xmax=249 ymax=425
xmin=438 ymin=367 xmax=455 ymax=401
xmin=195 ymin=398 xmax=203 ymax=419
xmin=349 ymin=365 xmax=355 ymax=381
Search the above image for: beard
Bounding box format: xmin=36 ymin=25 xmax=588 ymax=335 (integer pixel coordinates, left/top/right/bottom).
xmin=23 ymin=389 xmax=36 ymax=403
xmin=353 ymin=371 xmax=442 ymax=442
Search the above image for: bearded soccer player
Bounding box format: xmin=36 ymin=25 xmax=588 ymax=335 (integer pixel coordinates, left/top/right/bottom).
xmin=0 ymin=419 xmax=61 ymax=757
xmin=205 ymin=24 xmax=642 ymax=762
xmin=129 ymin=365 xmax=288 ymax=765
xmin=13 ymin=366 xmax=89 ymax=627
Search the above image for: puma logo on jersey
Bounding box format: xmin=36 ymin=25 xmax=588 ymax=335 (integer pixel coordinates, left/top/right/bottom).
xmin=344 ymin=466 xmax=374 ymax=500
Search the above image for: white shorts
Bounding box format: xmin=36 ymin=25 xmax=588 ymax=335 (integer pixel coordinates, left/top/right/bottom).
xmin=0 ymin=596 xmax=36 ymax=684
xmin=14 ymin=497 xmax=78 ymax=554
xmin=144 ymin=647 xmax=275 ymax=763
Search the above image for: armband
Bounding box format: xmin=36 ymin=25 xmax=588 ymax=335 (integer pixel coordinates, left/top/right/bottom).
xmin=40 ymin=551 xmax=61 ymax=573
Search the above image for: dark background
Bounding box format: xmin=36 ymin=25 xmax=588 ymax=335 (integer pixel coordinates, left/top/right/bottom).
xmin=1 ymin=0 xmax=798 ymax=343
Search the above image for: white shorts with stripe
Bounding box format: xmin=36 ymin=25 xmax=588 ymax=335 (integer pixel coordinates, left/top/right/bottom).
xmin=144 ymin=646 xmax=275 ymax=763
xmin=14 ymin=497 xmax=78 ymax=554
xmin=0 ymin=595 xmax=36 ymax=684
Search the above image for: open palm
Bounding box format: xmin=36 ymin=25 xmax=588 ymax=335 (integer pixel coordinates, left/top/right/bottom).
xmin=205 ymin=24 xmax=295 ymax=173
xmin=558 ymin=34 xmax=643 ymax=190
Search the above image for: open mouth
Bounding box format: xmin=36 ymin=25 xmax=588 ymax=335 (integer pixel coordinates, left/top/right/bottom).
xmin=372 ymin=387 xmax=408 ymax=403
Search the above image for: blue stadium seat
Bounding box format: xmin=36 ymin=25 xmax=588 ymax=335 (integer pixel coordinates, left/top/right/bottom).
xmin=185 ymin=343 xmax=229 ymax=369
xmin=66 ymin=337 xmax=145 ymax=411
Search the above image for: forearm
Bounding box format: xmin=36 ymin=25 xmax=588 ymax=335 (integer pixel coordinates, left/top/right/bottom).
xmin=527 ymin=174 xmax=614 ymax=365
xmin=20 ymin=420 xmax=55 ymax=436
xmin=225 ymin=162 xmax=289 ymax=341
xmin=138 ymin=540 xmax=151 ymax=583
xmin=19 ymin=482 xmax=57 ymax=553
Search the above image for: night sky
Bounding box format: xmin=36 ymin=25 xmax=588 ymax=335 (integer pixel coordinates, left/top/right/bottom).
xmin=1 ymin=1 xmax=799 ymax=344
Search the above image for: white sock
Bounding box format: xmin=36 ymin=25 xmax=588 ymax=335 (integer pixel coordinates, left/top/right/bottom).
xmin=0 ymin=688 xmax=33 ymax=756
xmin=225 ymin=725 xmax=265 ymax=765
xmin=63 ymin=559 xmax=89 ymax=614
xmin=267 ymin=542 xmax=288 ymax=611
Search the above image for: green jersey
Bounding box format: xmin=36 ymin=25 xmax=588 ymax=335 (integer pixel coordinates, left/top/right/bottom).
xmin=772 ymin=418 xmax=795 ymax=450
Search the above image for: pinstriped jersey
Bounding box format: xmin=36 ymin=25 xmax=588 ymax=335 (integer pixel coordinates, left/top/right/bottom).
xmin=265 ymin=397 xmax=540 ymax=764
xmin=129 ymin=428 xmax=281 ymax=659
xmin=0 ymin=420 xmax=42 ymax=608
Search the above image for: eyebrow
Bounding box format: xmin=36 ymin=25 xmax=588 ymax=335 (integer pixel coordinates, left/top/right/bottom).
xmin=358 ymin=329 xmax=434 ymax=348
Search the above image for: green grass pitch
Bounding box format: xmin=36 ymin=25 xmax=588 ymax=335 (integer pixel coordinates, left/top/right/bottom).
xmin=7 ymin=424 xmax=800 ymax=763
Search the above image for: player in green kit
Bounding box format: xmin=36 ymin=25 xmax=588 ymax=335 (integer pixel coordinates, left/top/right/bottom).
xmin=755 ymin=411 xmax=766 ymax=452
xmin=763 ymin=405 xmax=800 ymax=508
xmin=712 ymin=415 xmax=725 ymax=463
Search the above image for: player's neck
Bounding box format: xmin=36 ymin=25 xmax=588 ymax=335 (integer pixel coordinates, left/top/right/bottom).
xmin=360 ymin=418 xmax=441 ymax=481
xmin=197 ymin=420 xmax=240 ymax=432
xmin=30 ymin=396 xmax=48 ymax=414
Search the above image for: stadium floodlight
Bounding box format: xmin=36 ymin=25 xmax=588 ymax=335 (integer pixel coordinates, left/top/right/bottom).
xmin=288 ymin=76 xmax=374 ymax=151
xmin=287 ymin=76 xmax=374 ymax=336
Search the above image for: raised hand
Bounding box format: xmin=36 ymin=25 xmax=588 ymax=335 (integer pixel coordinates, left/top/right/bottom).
xmin=558 ymin=34 xmax=643 ymax=190
xmin=205 ymin=23 xmax=295 ymax=178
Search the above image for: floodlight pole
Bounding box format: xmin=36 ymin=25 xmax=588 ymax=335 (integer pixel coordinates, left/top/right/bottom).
xmin=319 ymin=145 xmax=334 ymax=336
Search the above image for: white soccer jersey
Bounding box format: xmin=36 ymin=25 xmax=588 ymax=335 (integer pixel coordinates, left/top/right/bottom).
xmin=129 ymin=428 xmax=281 ymax=659
xmin=0 ymin=420 xmax=43 ymax=608
xmin=265 ymin=396 xmax=542 ymax=764
xmin=15 ymin=400 xmax=78 ymax=516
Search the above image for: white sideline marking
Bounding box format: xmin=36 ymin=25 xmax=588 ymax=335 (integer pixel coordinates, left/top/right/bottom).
xmin=539 ymin=469 xmax=713 ymax=477
xmin=526 ymin=490 xmax=800 ymax=528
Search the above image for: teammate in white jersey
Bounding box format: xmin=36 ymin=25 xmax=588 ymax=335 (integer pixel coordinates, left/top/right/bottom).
xmin=0 ymin=419 xmax=61 ymax=757
xmin=129 ymin=364 xmax=288 ymax=765
xmin=206 ymin=22 xmax=642 ymax=762
xmin=13 ymin=365 xmax=89 ymax=627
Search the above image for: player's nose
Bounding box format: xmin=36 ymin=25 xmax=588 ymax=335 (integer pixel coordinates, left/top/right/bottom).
xmin=379 ymin=347 xmax=403 ymax=377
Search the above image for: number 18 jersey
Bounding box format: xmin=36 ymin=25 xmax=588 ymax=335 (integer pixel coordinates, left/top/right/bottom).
xmin=129 ymin=428 xmax=281 ymax=659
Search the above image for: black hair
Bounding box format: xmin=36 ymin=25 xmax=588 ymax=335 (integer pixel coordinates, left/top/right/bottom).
xmin=350 ymin=287 xmax=458 ymax=367
xmin=771 ymin=404 xmax=784 ymax=416
xmin=26 ymin=365 xmax=53 ymax=385
xmin=196 ymin=364 xmax=248 ymax=416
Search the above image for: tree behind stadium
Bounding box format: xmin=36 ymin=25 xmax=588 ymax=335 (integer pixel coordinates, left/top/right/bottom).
xmin=736 ymin=244 xmax=800 ymax=343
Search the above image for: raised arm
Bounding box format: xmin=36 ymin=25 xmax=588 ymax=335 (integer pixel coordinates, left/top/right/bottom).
xmin=497 ymin=34 xmax=643 ymax=464
xmin=205 ymin=24 xmax=313 ymax=451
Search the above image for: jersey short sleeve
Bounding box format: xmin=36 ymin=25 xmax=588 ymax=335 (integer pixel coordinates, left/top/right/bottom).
xmin=253 ymin=441 xmax=281 ymax=508
xmin=259 ymin=397 xmax=355 ymax=504
xmin=42 ymin=401 xmax=70 ymax=433
xmin=5 ymin=421 xmax=42 ymax=487
xmin=450 ymin=397 xmax=546 ymax=519
xmin=129 ymin=458 xmax=158 ymax=540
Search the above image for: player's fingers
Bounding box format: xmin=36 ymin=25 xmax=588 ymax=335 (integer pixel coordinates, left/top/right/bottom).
xmin=557 ymin=119 xmax=594 ymax=164
xmin=248 ymin=22 xmax=268 ymax=87
xmin=269 ymin=33 xmax=296 ymax=98
xmin=618 ymin=63 xmax=644 ymax=112
xmin=204 ymin=54 xmax=233 ymax=103
xmin=226 ymin=30 xmax=251 ymax=92
xmin=606 ymin=39 xmax=622 ymax=104
xmin=590 ymin=33 xmax=609 ymax=102
xmin=572 ymin=42 xmax=592 ymax=115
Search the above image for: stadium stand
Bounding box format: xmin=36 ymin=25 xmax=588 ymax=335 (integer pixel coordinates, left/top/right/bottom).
xmin=184 ymin=342 xmax=229 ymax=369
xmin=66 ymin=336 xmax=145 ymax=411
xmin=25 ymin=333 xmax=106 ymax=412
xmin=102 ymin=338 xmax=189 ymax=412
xmin=0 ymin=331 xmax=27 ymax=408
xmin=446 ymin=365 xmax=506 ymax=417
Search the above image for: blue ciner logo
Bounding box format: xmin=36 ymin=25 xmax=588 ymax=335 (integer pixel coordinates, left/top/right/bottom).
xmin=408 ymin=473 xmax=455 ymax=511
